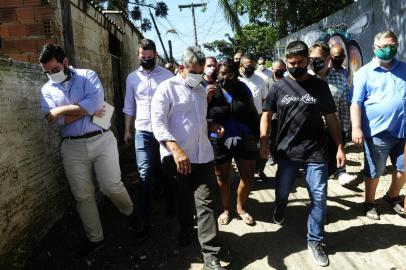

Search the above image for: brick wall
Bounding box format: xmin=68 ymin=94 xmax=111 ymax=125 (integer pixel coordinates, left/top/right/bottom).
xmin=0 ymin=58 xmax=68 ymax=268
xmin=0 ymin=0 xmax=62 ymax=63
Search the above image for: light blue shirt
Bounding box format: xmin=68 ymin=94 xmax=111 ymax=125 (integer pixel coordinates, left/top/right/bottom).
xmin=123 ymin=65 xmax=173 ymax=132
xmin=351 ymin=58 xmax=406 ymax=138
xmin=151 ymin=75 xmax=214 ymax=164
xmin=40 ymin=67 xmax=105 ymax=137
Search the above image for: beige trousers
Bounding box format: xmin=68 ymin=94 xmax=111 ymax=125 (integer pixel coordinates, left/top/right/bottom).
xmin=61 ymin=131 xmax=133 ymax=242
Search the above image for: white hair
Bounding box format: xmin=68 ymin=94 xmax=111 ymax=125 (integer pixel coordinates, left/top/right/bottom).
xmin=182 ymin=46 xmax=206 ymax=67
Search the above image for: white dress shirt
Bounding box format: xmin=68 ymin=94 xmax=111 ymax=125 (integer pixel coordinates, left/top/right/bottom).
xmin=239 ymin=73 xmax=268 ymax=114
xmin=123 ymin=65 xmax=173 ymax=132
xmin=151 ymin=74 xmax=214 ymax=164
xmin=255 ymin=68 xmax=273 ymax=81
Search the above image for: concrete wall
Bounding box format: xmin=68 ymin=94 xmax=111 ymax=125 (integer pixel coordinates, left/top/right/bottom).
xmin=274 ymin=0 xmax=406 ymax=83
xmin=0 ymin=58 xmax=68 ymax=268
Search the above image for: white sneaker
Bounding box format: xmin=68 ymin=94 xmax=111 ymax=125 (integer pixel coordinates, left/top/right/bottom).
xmin=338 ymin=173 xmax=357 ymax=186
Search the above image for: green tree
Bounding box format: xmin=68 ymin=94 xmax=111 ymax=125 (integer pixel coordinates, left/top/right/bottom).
xmin=219 ymin=0 xmax=354 ymax=38
xmin=204 ymin=23 xmax=278 ymax=60
xmin=95 ymin=0 xmax=168 ymax=32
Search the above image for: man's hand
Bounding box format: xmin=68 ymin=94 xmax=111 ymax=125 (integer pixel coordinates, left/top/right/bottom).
xmin=206 ymin=84 xmax=216 ymax=103
xmin=123 ymin=130 xmax=132 ymax=144
xmin=259 ymin=139 xmax=269 ymax=159
xmin=352 ymin=127 xmax=364 ymax=145
xmin=336 ymin=146 xmax=346 ymax=168
xmin=45 ymin=107 xmax=62 ymax=123
xmin=93 ymin=105 xmax=106 ymax=118
xmin=173 ymin=147 xmax=191 ymax=175
xmin=208 ymin=122 xmax=225 ymax=138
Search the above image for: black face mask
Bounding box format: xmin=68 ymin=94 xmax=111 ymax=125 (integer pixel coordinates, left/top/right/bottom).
xmin=311 ymin=59 xmax=326 ymax=73
xmin=274 ymin=69 xmax=286 ymax=78
xmin=140 ymin=58 xmax=156 ymax=70
xmin=331 ymin=57 xmax=344 ymax=67
xmin=218 ymin=78 xmax=235 ymax=90
xmin=288 ymin=66 xmax=308 ymax=78
xmin=243 ymin=66 xmax=255 ymax=77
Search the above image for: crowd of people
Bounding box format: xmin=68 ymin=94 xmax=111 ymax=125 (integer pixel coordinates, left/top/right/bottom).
xmin=38 ymin=29 xmax=405 ymax=269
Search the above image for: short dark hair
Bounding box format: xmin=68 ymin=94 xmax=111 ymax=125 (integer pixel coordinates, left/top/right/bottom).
xmin=138 ymin=39 xmax=156 ymax=52
xmin=219 ymin=58 xmax=239 ymax=78
xmin=206 ymin=56 xmax=217 ymax=63
xmin=309 ymin=41 xmax=330 ymax=57
xmin=285 ymin=41 xmax=309 ymax=59
xmin=38 ymin=43 xmax=66 ymax=64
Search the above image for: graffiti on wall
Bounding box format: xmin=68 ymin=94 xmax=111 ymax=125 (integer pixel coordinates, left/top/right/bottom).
xmin=275 ymin=13 xmax=370 ymax=86
xmin=315 ymin=13 xmax=369 ymax=85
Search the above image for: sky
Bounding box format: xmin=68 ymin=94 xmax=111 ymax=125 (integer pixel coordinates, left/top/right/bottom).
xmin=140 ymin=0 xmax=248 ymax=62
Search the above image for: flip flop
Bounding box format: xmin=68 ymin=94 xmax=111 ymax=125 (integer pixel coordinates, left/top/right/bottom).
xmin=238 ymin=212 xmax=255 ymax=226
xmin=217 ymin=212 xmax=230 ymax=225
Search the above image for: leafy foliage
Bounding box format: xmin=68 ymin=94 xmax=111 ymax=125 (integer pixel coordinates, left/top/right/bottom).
xmin=204 ymin=23 xmax=278 ymax=60
xmin=98 ymin=0 xmax=168 ymax=32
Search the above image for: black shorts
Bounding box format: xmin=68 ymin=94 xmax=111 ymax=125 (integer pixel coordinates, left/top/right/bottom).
xmin=210 ymin=134 xmax=258 ymax=165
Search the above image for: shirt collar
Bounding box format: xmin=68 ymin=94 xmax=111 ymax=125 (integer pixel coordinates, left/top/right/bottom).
xmin=371 ymin=57 xmax=399 ymax=71
xmin=139 ymin=65 xmax=159 ymax=74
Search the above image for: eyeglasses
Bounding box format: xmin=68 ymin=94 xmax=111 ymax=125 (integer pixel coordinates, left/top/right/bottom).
xmin=374 ymin=44 xmax=398 ymax=49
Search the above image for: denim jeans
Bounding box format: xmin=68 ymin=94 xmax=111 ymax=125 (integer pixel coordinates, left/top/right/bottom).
xmin=363 ymin=131 xmax=405 ymax=179
xmin=135 ymin=130 xmax=172 ymax=226
xmin=275 ymin=159 xmax=328 ymax=243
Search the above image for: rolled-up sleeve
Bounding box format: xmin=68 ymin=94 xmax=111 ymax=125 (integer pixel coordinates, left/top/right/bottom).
xmin=351 ymin=69 xmax=367 ymax=106
xmin=151 ymin=84 xmax=176 ymax=143
xmin=123 ymin=74 xmax=136 ymax=116
xmin=78 ymin=70 xmax=104 ymax=115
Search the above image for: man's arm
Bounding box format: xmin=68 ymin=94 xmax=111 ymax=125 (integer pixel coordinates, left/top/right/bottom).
xmin=124 ymin=114 xmax=135 ymax=144
xmin=151 ymin=84 xmax=191 ymax=175
xmin=325 ymin=113 xmax=346 ymax=167
xmin=259 ymin=111 xmax=273 ymax=159
xmin=350 ymin=104 xmax=364 ymax=144
xmin=123 ymin=74 xmax=137 ymax=144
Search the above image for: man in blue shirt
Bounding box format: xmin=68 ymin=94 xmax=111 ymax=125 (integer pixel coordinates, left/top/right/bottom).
xmin=351 ymin=30 xmax=405 ymax=220
xmin=39 ymin=43 xmax=140 ymax=257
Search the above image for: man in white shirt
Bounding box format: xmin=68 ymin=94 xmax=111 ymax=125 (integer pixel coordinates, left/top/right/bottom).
xmin=239 ymin=55 xmax=268 ymax=180
xmin=255 ymin=57 xmax=273 ymax=82
xmin=151 ymin=46 xmax=225 ymax=270
xmin=123 ymin=39 xmax=173 ymax=240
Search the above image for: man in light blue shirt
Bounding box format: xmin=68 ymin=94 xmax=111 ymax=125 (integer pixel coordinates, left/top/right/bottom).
xmin=123 ymin=39 xmax=173 ymax=241
xmin=351 ymin=30 xmax=405 ymax=220
xmin=39 ymin=43 xmax=139 ymax=257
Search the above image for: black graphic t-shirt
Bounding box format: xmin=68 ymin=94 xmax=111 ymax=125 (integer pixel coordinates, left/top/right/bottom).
xmin=263 ymin=75 xmax=337 ymax=162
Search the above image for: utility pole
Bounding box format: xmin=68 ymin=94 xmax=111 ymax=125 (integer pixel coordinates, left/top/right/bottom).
xmin=178 ymin=3 xmax=207 ymax=46
xmin=149 ymin=9 xmax=169 ymax=62
xmin=168 ymin=40 xmax=173 ymax=63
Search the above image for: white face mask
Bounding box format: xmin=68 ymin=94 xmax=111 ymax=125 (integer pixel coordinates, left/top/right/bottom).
xmin=258 ymin=64 xmax=265 ymax=71
xmin=47 ymin=66 xmax=68 ymax=83
xmin=205 ymin=67 xmax=215 ymax=76
xmin=185 ymin=72 xmax=203 ymax=88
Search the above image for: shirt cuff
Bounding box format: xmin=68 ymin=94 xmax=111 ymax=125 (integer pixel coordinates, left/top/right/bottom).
xmin=78 ymin=100 xmax=98 ymax=115
xmin=123 ymin=108 xmax=136 ymax=116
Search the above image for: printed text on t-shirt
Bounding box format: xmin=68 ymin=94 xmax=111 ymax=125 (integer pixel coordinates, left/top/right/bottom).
xmin=281 ymin=94 xmax=317 ymax=104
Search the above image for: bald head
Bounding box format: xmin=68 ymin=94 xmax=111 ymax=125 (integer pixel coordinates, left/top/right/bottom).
xmin=330 ymin=44 xmax=345 ymax=58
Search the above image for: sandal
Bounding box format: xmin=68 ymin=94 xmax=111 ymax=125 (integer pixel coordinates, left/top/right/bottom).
xmin=238 ymin=212 xmax=255 ymax=226
xmin=217 ymin=212 xmax=230 ymax=225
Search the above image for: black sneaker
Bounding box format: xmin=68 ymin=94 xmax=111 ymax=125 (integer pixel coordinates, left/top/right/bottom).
xmin=307 ymin=241 xmax=329 ymax=267
xmin=363 ymin=202 xmax=380 ymax=220
xmin=128 ymin=210 xmax=143 ymax=232
xmin=74 ymin=240 xmax=104 ymax=259
xmin=383 ymin=193 xmax=405 ymax=216
xmin=203 ymin=259 xmax=226 ymax=270
xmin=272 ymin=206 xmax=284 ymax=225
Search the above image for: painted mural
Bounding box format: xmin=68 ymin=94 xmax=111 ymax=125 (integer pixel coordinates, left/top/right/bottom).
xmin=275 ymin=13 xmax=370 ymax=86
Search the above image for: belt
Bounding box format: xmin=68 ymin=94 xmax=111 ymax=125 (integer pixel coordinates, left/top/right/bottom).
xmin=63 ymin=129 xmax=108 ymax=141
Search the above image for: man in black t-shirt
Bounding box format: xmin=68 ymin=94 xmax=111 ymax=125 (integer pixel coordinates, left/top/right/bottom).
xmin=259 ymin=41 xmax=346 ymax=267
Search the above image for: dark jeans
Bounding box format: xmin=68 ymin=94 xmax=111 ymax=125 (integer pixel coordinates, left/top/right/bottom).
xmin=135 ymin=130 xmax=174 ymax=226
xmin=162 ymin=156 xmax=221 ymax=262
xmin=275 ymin=159 xmax=328 ymax=242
